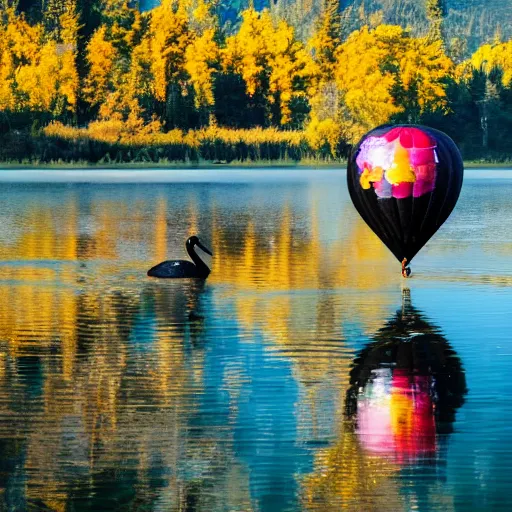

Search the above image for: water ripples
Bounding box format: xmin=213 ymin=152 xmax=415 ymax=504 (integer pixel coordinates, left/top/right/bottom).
xmin=0 ymin=176 xmax=511 ymax=510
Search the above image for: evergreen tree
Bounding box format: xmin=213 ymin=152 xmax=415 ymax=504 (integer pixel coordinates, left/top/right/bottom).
xmin=309 ymin=0 xmax=340 ymax=81
xmin=426 ymin=0 xmax=444 ymax=43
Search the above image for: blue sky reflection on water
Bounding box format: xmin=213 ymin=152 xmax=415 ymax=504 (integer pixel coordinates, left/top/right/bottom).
xmin=0 ymin=170 xmax=511 ymax=510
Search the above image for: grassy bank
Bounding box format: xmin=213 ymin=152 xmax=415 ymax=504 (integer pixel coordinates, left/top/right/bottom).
xmin=0 ymin=158 xmax=347 ymax=170
xmin=0 ymin=123 xmax=511 ymax=168
xmin=462 ymin=161 xmax=512 ymax=168
xmin=0 ymin=122 xmax=343 ymax=165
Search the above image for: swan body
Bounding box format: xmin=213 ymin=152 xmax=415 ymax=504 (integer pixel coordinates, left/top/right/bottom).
xmin=147 ymin=236 xmax=212 ymax=279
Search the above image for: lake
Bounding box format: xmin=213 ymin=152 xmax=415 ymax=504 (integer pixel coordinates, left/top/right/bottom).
xmin=0 ymin=168 xmax=511 ymax=511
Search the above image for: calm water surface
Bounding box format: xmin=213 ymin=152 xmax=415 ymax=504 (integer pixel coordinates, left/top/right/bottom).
xmin=0 ymin=169 xmax=511 ymax=511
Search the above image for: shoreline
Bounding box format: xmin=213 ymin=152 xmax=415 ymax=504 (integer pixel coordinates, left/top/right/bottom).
xmin=0 ymin=160 xmax=511 ymax=171
xmin=0 ymin=160 xmax=340 ymax=170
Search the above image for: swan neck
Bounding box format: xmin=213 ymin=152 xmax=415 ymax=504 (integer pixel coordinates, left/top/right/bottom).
xmin=188 ymin=241 xmax=210 ymax=276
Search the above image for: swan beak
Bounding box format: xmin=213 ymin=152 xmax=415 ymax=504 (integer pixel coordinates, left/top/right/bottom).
xmin=197 ymin=241 xmax=213 ymax=256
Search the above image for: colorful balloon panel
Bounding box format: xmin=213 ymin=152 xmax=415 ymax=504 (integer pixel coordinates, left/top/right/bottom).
xmin=356 ymin=127 xmax=437 ymax=199
xmin=347 ymin=124 xmax=464 ymax=266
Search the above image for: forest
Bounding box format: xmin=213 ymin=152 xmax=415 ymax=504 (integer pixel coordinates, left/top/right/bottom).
xmin=0 ymin=0 xmax=512 ymax=164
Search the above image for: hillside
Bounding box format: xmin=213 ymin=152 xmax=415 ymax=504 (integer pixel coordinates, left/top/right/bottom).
xmin=351 ymin=0 xmax=512 ymax=52
xmin=140 ymin=0 xmax=511 ymax=54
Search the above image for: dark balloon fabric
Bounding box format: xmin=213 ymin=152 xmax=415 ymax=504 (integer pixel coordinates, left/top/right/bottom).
xmin=347 ymin=124 xmax=464 ymax=266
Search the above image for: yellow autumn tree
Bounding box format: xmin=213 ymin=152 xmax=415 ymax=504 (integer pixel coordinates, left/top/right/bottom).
xmin=89 ymin=33 xmax=162 ymax=139
xmin=54 ymin=0 xmax=80 ymax=115
xmin=16 ymin=41 xmax=61 ymax=112
xmin=148 ymin=0 xmax=191 ymax=103
xmin=101 ymin=36 xmax=162 ymax=131
xmin=460 ymin=41 xmax=512 ymax=86
xmin=84 ymin=26 xmax=118 ymax=108
xmin=308 ymin=0 xmax=340 ymax=81
xmin=397 ymin=36 xmax=453 ymax=115
xmin=84 ymin=0 xmax=144 ymax=122
xmin=99 ymin=0 xmax=142 ymax=56
xmin=86 ymin=32 xmax=161 ymax=143
xmin=0 ymin=8 xmax=16 ymax=111
xmin=183 ymin=0 xmax=220 ymax=115
xmin=125 ymin=37 xmax=154 ymax=108
xmin=334 ymin=25 xmax=401 ymax=142
xmin=0 ymin=8 xmax=42 ymax=111
xmin=334 ymin=25 xmax=453 ymax=142
xmin=306 ymin=0 xmax=343 ymax=157
xmin=188 ymin=0 xmax=218 ymax=32
xmin=0 ymin=5 xmax=78 ymax=116
xmin=426 ymin=0 xmax=444 ymax=43
xmin=223 ymin=8 xmax=319 ymax=126
xmin=184 ymin=28 xmax=219 ymax=110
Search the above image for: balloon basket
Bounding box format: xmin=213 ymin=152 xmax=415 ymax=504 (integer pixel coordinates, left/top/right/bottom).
xmin=401 ymin=258 xmax=411 ymax=278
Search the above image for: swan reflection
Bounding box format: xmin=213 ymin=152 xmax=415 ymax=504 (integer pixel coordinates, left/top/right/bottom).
xmin=129 ymin=278 xmax=208 ymax=357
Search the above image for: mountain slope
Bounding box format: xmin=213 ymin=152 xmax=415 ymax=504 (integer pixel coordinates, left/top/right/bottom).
xmin=140 ymin=0 xmax=512 ymax=55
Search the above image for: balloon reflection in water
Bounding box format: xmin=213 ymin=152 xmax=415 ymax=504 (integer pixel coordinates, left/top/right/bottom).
xmin=345 ymin=291 xmax=467 ymax=464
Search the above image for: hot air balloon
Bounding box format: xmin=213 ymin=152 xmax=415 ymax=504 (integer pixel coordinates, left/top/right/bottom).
xmin=347 ymin=124 xmax=464 ymax=276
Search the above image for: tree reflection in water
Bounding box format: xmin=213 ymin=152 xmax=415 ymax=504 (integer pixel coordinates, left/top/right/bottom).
xmin=0 ymin=182 xmax=483 ymax=511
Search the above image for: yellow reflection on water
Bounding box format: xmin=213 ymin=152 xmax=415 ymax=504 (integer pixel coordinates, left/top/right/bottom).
xmin=209 ymin=196 xmax=397 ymax=331
xmin=302 ymin=422 xmax=403 ymax=512
xmin=155 ymin=196 xmax=168 ymax=263
xmin=0 ymin=182 xmax=462 ymax=511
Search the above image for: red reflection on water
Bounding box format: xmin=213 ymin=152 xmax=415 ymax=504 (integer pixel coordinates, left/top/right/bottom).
xmin=356 ymin=368 xmax=437 ymax=464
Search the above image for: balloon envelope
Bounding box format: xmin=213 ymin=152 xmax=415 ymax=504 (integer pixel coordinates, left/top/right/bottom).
xmin=347 ymin=124 xmax=464 ymax=267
